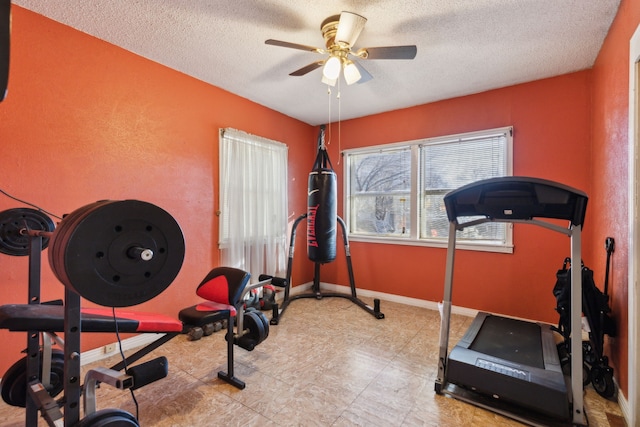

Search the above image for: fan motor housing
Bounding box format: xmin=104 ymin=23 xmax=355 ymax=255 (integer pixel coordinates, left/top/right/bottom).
xmin=321 ymin=15 xmax=341 ymax=48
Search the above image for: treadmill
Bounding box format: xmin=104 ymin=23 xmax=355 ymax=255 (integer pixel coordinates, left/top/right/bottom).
xmin=434 ymin=176 xmax=588 ymax=426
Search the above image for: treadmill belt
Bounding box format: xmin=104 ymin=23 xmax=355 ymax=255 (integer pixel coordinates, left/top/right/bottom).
xmin=469 ymin=315 xmax=544 ymax=369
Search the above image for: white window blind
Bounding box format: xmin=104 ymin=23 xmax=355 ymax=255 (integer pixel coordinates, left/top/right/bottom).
xmin=420 ymin=132 xmax=509 ymax=243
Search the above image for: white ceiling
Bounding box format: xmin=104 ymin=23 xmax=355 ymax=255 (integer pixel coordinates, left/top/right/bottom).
xmin=13 ymin=0 xmax=621 ymax=126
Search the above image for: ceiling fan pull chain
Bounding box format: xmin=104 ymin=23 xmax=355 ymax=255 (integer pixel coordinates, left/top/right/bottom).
xmin=338 ymin=86 xmax=342 ymax=163
xmin=325 ymin=85 xmax=332 ymax=146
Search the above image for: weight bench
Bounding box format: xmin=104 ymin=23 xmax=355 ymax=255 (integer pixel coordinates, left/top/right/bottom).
xmin=0 ymin=203 xmax=264 ymax=426
xmin=0 ymin=271 xmax=264 ymax=401
xmin=0 ymin=280 xmax=263 ymax=426
xmin=0 ymin=201 xmax=189 ymax=426
xmin=0 ymin=267 xmax=270 ymax=403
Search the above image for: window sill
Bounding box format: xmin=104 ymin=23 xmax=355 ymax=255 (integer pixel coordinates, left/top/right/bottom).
xmin=347 ymin=235 xmax=514 ymax=254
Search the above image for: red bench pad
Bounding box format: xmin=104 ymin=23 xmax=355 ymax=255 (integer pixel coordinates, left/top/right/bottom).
xmin=0 ymin=304 xmax=183 ymax=333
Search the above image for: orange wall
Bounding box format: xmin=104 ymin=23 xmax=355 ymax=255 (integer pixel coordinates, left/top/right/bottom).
xmin=589 ymin=0 xmax=640 ymax=401
xmin=321 ymin=71 xmax=592 ymax=324
xmin=1 ymin=3 xmax=635 ymax=404
xmin=0 ymin=7 xmax=315 ymax=374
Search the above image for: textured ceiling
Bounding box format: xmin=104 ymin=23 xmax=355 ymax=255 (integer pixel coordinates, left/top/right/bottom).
xmin=14 ymin=0 xmax=621 ymax=125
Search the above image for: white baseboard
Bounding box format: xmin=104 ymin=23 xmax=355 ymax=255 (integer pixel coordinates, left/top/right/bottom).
xmin=284 ymin=281 xmax=479 ymax=318
xmin=80 ymin=333 xmax=167 ymax=366
xmin=617 ymin=388 xmax=630 ymax=425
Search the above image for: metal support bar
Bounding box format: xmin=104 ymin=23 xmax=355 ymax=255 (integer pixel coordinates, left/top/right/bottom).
xmin=435 ymin=221 xmax=457 ymax=393
xmin=217 ymin=312 xmax=245 ymax=389
xmin=83 ymin=367 xmax=134 ymax=416
xmin=25 ymin=235 xmax=43 ymax=427
xmin=109 ymin=333 xmax=178 ymax=372
xmin=63 ymin=288 xmax=82 ymax=427
xmin=570 ymin=225 xmax=586 ymax=425
xmin=27 ymin=380 xmax=63 ymax=426
xmin=41 ymin=332 xmax=53 ymax=389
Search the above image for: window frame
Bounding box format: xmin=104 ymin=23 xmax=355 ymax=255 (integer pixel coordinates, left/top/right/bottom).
xmin=342 ymin=126 xmax=514 ymax=253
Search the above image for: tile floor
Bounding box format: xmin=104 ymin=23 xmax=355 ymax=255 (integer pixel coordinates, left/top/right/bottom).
xmin=0 ymin=297 xmax=626 ymax=426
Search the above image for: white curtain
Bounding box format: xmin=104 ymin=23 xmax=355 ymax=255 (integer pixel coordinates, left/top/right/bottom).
xmin=219 ymin=128 xmax=288 ymax=279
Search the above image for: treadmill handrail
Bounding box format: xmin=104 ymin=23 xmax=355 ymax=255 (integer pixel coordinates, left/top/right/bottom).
xmin=456 ymin=217 xmax=573 ymax=237
xmin=443 ymin=176 xmax=588 ymax=227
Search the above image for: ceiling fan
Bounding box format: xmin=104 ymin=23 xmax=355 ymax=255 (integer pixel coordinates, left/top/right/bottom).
xmin=265 ymin=11 xmax=417 ymax=86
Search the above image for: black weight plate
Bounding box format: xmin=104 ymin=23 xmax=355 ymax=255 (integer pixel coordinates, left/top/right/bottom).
xmin=1 ymin=349 xmax=65 ymax=407
xmin=0 ymin=208 xmax=55 ymax=256
xmin=48 ymin=200 xmax=185 ymax=307
xmin=48 ymin=201 xmax=110 ymax=293
xmin=244 ymin=311 xmax=267 ymax=345
xmin=77 ymin=408 xmax=139 ymax=427
xmin=255 ymin=310 xmax=269 ymax=342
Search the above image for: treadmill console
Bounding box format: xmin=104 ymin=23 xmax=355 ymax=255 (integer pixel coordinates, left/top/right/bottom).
xmin=443 ymin=176 xmax=588 ymax=226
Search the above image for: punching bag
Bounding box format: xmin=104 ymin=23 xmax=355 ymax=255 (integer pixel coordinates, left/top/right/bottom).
xmin=307 ymin=129 xmax=337 ymax=263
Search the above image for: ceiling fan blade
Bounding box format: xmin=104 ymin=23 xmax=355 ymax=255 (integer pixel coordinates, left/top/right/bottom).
xmin=289 ymin=60 xmax=325 ymax=76
xmin=265 ymin=39 xmax=324 ymax=54
xmin=335 ymin=11 xmax=367 ymax=47
xmin=356 ymin=45 xmax=417 ymax=60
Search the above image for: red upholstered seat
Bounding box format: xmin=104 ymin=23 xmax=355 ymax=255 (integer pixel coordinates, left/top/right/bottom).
xmin=195 ymin=301 xmax=237 ymax=316
xmin=178 ymin=267 xmax=250 ymax=327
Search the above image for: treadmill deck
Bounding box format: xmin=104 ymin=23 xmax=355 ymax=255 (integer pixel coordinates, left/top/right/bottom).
xmin=446 ymin=312 xmax=570 ymax=420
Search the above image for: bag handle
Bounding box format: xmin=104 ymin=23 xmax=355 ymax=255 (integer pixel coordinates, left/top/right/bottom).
xmin=312 ymin=147 xmax=334 ymax=172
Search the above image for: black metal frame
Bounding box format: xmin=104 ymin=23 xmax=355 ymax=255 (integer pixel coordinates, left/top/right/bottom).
xmin=270 ymin=213 xmax=384 ymax=325
xmin=5 ymin=221 xmax=263 ymax=425
xmin=15 ymin=233 xmax=183 ymax=426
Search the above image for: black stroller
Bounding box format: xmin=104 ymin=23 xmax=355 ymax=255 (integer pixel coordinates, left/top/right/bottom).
xmin=553 ymin=237 xmax=617 ymax=399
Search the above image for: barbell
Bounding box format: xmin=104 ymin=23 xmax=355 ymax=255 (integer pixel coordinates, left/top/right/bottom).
xmin=1 ymin=200 xmax=185 ymax=307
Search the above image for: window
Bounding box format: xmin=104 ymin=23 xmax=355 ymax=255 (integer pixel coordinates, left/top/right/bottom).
xmin=219 ymin=128 xmax=288 ymax=277
xmin=344 ymin=127 xmax=513 ymax=252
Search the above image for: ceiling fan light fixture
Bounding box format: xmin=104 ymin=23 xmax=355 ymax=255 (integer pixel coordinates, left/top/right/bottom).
xmin=335 ymin=11 xmax=367 ymax=47
xmin=343 ymin=60 xmax=362 ymax=85
xmin=321 ymin=74 xmax=338 ymax=87
xmin=265 ymin=11 xmax=417 ymax=86
xmin=323 ymin=55 xmax=342 ymax=80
